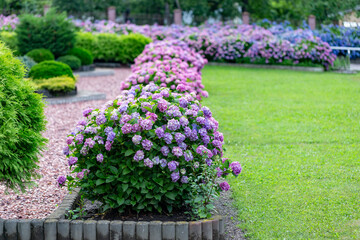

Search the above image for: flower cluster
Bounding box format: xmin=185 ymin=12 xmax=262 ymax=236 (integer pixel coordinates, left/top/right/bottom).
xmin=58 ymin=83 xmax=241 ymax=213
xmin=121 ymin=42 xmax=208 ymax=100
xmin=0 ymin=14 xmax=18 ymax=31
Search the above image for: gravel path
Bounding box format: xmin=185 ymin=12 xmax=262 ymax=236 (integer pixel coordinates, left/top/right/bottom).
xmin=0 ymin=67 xmax=245 ymax=240
xmin=0 ymin=68 xmax=132 ymax=219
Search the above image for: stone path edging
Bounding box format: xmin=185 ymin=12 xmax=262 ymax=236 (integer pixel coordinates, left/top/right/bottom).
xmin=76 ymin=69 xmax=115 ymax=77
xmin=44 ymin=91 xmax=106 ymax=105
xmin=207 ymin=62 xmax=325 ymax=72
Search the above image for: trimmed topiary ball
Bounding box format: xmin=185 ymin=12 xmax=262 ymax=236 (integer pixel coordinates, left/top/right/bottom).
xmin=0 ymin=42 xmax=47 ymax=192
xmin=29 ymin=61 xmax=75 ymax=80
xmin=67 ymin=47 xmax=94 ymax=66
xmin=57 ymin=55 xmax=81 ymax=70
xmin=26 ymin=48 xmax=55 ymax=63
xmin=16 ymin=56 xmax=37 ymax=78
xmin=58 ymin=83 xmax=241 ymax=217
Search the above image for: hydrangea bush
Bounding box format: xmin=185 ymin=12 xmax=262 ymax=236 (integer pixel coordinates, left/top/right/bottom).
xmin=59 ymin=83 xmax=240 ymax=217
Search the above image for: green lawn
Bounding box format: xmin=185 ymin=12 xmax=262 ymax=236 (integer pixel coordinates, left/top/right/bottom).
xmin=202 ymin=66 xmax=360 ymax=239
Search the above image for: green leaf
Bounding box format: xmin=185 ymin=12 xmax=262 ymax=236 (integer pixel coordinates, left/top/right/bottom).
xmin=123 ymin=168 xmax=131 ymax=175
xmin=122 ymin=184 xmax=129 ymax=192
xmin=117 ymin=198 xmax=125 ymax=205
xmin=165 ymin=192 xmax=177 ymax=200
xmin=125 ymin=149 xmax=134 ymax=156
xmin=96 ymin=179 xmax=105 ymax=186
xmin=109 ymin=166 xmax=118 ymax=175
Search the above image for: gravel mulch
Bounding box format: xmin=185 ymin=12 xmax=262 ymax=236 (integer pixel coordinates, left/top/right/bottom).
xmin=0 ymin=68 xmax=132 ymax=219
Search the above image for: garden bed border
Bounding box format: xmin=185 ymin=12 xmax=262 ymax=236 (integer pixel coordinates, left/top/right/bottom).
xmin=207 ymin=62 xmax=325 ymax=72
xmin=0 ymin=189 xmax=226 ymax=240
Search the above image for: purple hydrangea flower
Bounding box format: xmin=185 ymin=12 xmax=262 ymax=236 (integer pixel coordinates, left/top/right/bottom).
xmin=77 ymin=171 xmax=84 ymax=179
xmin=219 ymin=181 xmax=230 ymax=191
xmin=160 ymin=89 xmax=169 ymax=97
xmin=184 ymin=127 xmax=192 ymax=137
xmin=155 ymin=127 xmax=165 ymax=138
xmin=104 ymin=126 xmax=113 ymax=134
xmin=121 ymin=123 xmax=132 ymax=134
xmin=66 ymin=136 xmax=74 ymax=145
xmin=120 ymin=114 xmax=131 ymax=124
xmin=181 ymin=176 xmax=188 ymax=183
xmin=230 ymin=162 xmax=242 ymax=175
xmin=179 ymin=97 xmax=188 ymax=108
xmin=80 ymin=146 xmax=88 ymax=156
xmin=196 ymin=117 xmax=205 ymax=125
xmin=171 ymin=172 xmax=180 ymax=182
xmin=107 ymin=132 xmax=116 ymax=142
xmin=180 ymin=168 xmax=186 ymax=175
xmin=131 ymin=112 xmax=140 ymax=120
xmin=168 ymin=161 xmax=178 ymax=171
xmin=214 ymin=131 xmax=224 ymax=142
xmin=178 ymin=142 xmax=187 ymax=150
xmin=63 ymin=146 xmax=70 ymax=155
xmin=96 ymin=153 xmax=104 ymax=163
xmin=83 ymin=108 xmax=93 ymax=117
xmin=134 ymin=150 xmax=145 ymax=161
xmin=167 ymin=119 xmax=180 ymax=131
xmin=198 ymin=128 xmax=207 ymax=137
xmin=68 ymin=156 xmax=78 ymax=166
xmin=158 ymin=99 xmax=168 ymax=112
xmin=57 ymin=176 xmax=66 ymax=186
xmin=142 ymin=139 xmax=153 ymax=151
xmin=132 ymin=123 xmax=141 ymax=132
xmin=118 ymin=103 xmax=128 ymax=113
xmin=161 ymin=146 xmax=170 ymax=156
xmin=78 ymin=120 xmax=87 ymax=126
xmin=140 ymin=119 xmax=153 ymax=131
xmin=105 ymin=141 xmax=112 ymax=151
xmin=184 ymin=151 xmax=193 ymax=161
xmin=205 ymin=158 xmax=212 ymax=166
xmin=84 ymin=138 xmax=96 ymax=148
xmin=96 ymin=114 xmax=107 ymax=125
xmin=172 ymin=147 xmax=183 ymax=157
xmin=201 ymin=106 xmax=212 ymax=117
xmin=132 ymin=135 xmax=142 ymax=145
xmin=174 ymin=133 xmax=185 ymax=143
xmin=163 ymin=133 xmax=173 ymax=144
xmin=75 ymin=134 xmax=84 ymax=144
xmin=189 ymin=130 xmax=198 ymax=141
xmin=146 ymin=112 xmax=158 ymax=121
xmin=160 ymin=159 xmax=167 ymax=167
xmin=144 ymin=158 xmax=154 ymax=168
xmin=202 ymin=135 xmax=210 ymax=145
xmin=179 ymin=116 xmax=189 ymax=127
xmin=152 ymin=156 xmax=160 ymax=165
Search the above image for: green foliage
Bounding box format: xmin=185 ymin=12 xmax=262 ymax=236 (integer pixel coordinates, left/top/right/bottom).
xmin=331 ymin=55 xmax=351 ymax=70
xmin=34 ymin=75 xmax=76 ymax=92
xmin=202 ymin=65 xmax=360 ymax=239
xmin=65 ymin=195 xmax=87 ymax=220
xmin=15 ymin=10 xmax=76 ymax=57
xmin=0 ymin=32 xmax=18 ymax=55
xmin=57 ymin=55 xmax=81 ymax=70
xmin=26 ymin=48 xmax=55 ymax=63
xmin=16 ymin=55 xmax=37 ymax=77
xmin=118 ymin=34 xmax=152 ymax=64
xmin=29 ymin=60 xmax=75 ymax=80
xmin=67 ymin=47 xmax=93 ymax=66
xmin=0 ymin=0 xmax=51 ymax=15
xmin=0 ymin=42 xmax=47 ymax=192
xmin=75 ymin=32 xmax=151 ymax=64
xmin=74 ymin=32 xmax=97 ymax=54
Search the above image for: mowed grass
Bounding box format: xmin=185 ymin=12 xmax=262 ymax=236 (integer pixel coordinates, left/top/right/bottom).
xmin=201 ymin=66 xmax=360 ymax=239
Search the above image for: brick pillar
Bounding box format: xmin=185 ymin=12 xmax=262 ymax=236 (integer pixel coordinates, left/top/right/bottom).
xmin=108 ymin=6 xmax=116 ymax=22
xmin=43 ymin=5 xmax=50 ymax=15
xmin=242 ymin=11 xmax=250 ymax=25
xmin=174 ymin=9 xmax=182 ymax=25
xmin=308 ymin=15 xmax=316 ymax=30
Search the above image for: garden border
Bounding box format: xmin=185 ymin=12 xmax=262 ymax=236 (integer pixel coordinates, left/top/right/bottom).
xmin=0 ymin=189 xmax=226 ymax=240
xmin=207 ymin=62 xmax=324 ymax=72
xmin=44 ymin=90 xmax=106 ymax=105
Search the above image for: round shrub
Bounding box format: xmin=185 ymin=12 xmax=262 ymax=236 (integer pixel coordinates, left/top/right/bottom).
xmin=34 ymin=76 xmax=76 ymax=92
xmin=59 ymin=83 xmax=241 ymax=217
xmin=26 ymin=48 xmax=55 ymax=63
xmin=29 ymin=61 xmax=75 ymax=80
xmin=57 ymin=55 xmax=81 ymax=70
xmin=118 ymin=33 xmax=152 ymax=64
xmin=16 ymin=56 xmax=37 ymax=78
xmin=0 ymin=42 xmax=47 ymax=192
xmin=67 ymin=48 xmax=94 ymax=66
